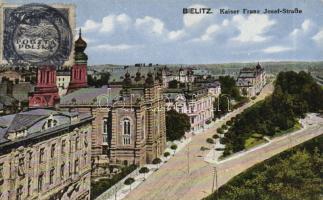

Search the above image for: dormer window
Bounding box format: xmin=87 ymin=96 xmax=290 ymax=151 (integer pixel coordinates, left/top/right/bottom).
xmin=42 ymin=117 xmax=58 ymax=131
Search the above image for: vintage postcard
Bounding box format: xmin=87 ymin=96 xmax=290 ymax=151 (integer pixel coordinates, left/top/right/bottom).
xmin=0 ymin=0 xmax=322 ymax=200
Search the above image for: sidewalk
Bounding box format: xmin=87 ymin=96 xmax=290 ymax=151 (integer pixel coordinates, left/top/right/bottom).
xmin=98 ymin=137 xmax=193 ymax=200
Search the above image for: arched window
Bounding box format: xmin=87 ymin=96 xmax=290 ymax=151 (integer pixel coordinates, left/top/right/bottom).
xmin=122 ymin=118 xmax=131 ymax=145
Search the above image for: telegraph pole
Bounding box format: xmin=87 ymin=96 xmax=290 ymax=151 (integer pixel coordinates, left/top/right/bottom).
xmin=212 ymin=166 xmax=218 ymax=199
xmin=187 ymin=142 xmax=190 ymax=175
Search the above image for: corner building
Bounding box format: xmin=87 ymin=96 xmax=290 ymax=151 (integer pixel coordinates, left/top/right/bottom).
xmin=0 ymin=109 xmax=93 ymax=200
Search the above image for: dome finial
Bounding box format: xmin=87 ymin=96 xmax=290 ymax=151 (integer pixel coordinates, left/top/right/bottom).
xmin=79 ymin=28 xmax=82 ymax=38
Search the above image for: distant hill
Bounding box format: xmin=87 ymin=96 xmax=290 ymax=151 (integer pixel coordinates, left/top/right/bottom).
xmin=89 ymin=61 xmax=323 ymax=75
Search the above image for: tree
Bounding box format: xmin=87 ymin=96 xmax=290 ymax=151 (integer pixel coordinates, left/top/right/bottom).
xmin=164 ymin=152 xmax=170 ymax=158
xmin=219 ymin=71 xmax=323 ymax=157
xmin=139 ymin=167 xmax=149 ymax=180
xmin=212 ymin=134 xmax=219 ymax=139
xmin=219 ymin=76 xmax=241 ymax=100
xmin=206 ymin=138 xmax=214 ymax=144
xmin=88 ymin=72 xmax=110 ymax=87
xmin=168 ymin=80 xmax=178 ymax=88
xmin=152 ymin=158 xmax=162 ymax=169
xmin=166 ymin=110 xmax=191 ymax=141
xmin=217 ymin=127 xmax=224 ymax=134
xmin=170 ymin=144 xmax=178 ymax=155
xmin=124 ymin=177 xmax=135 ymax=190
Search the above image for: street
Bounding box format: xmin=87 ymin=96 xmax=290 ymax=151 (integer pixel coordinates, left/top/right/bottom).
xmin=123 ymin=83 xmax=323 ymax=200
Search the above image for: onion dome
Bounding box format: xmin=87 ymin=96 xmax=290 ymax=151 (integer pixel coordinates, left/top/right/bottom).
xmin=135 ymin=70 xmax=141 ymax=82
xmin=256 ymin=62 xmax=261 ymax=69
xmin=155 ymin=69 xmax=163 ymax=83
xmin=123 ymin=71 xmax=132 ymax=86
xmin=74 ymin=29 xmax=88 ymax=62
xmin=145 ymin=71 xmax=154 ymax=86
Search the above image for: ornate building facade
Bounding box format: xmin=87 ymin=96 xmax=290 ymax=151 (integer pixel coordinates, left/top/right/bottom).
xmin=60 ymin=71 xmax=166 ymax=174
xmin=0 ymin=109 xmax=93 ymax=200
xmin=236 ymin=63 xmax=266 ymax=97
xmin=164 ymin=85 xmax=214 ymax=132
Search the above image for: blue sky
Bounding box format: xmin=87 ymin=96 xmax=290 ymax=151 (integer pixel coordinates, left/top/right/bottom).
xmin=5 ymin=0 xmax=323 ymax=65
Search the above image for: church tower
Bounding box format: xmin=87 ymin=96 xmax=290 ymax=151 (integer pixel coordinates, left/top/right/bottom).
xmin=68 ymin=29 xmax=88 ymax=93
xmin=28 ymin=65 xmax=59 ymax=108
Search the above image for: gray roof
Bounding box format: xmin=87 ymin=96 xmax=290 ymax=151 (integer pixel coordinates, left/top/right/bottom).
xmin=60 ymin=87 xmax=122 ymax=106
xmin=0 ymin=109 xmax=92 ymax=145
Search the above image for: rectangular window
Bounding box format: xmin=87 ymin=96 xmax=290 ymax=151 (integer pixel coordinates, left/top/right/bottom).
xmin=18 ymin=158 xmax=24 ymax=168
xmin=75 ymin=137 xmax=80 ymax=151
xmin=74 ymin=159 xmax=79 ymax=174
xmin=50 ymin=144 xmax=56 ymax=158
xmin=102 ymin=118 xmax=108 ymax=144
xmin=68 ymin=162 xmax=72 ymax=177
xmin=0 ymin=163 xmax=3 ymax=179
xmin=84 ymin=153 xmax=87 ymax=165
xmin=61 ymin=140 xmax=66 ymax=154
xmin=39 ymin=148 xmax=45 ymax=163
xmin=38 ymin=174 xmax=43 ymax=192
xmin=27 ymin=178 xmax=32 ymax=196
xmin=16 ymin=186 xmax=23 ymax=200
xmin=49 ymin=168 xmax=54 ymax=185
xmin=191 ymin=117 xmax=194 ymax=124
xmin=28 ymin=152 xmax=32 ymax=168
xmin=60 ymin=163 xmax=65 ymax=180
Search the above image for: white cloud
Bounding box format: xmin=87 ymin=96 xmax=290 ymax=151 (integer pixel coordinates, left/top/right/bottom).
xmin=100 ymin=14 xmax=132 ymax=33
xmin=135 ymin=16 xmax=165 ymax=35
xmin=200 ymin=24 xmax=220 ymax=41
xmin=168 ymin=30 xmax=186 ymax=40
xmin=301 ymin=19 xmax=312 ymax=32
xmin=222 ymin=19 xmax=229 ymax=26
xmin=312 ymin=29 xmax=323 ymax=44
xmin=183 ymin=4 xmax=210 ymax=27
xmin=263 ymin=46 xmax=293 ymax=53
xmin=290 ymin=19 xmax=314 ymax=37
xmin=231 ymin=15 xmax=276 ymax=42
xmin=100 ymin=15 xmax=115 ymax=32
xmin=81 ymin=14 xmax=132 ymax=33
xmin=90 ymin=44 xmax=139 ymax=51
xmin=81 ymin=20 xmax=101 ymax=32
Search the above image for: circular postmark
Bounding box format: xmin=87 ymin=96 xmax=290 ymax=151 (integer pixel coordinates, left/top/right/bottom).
xmin=3 ymin=3 xmax=72 ymax=65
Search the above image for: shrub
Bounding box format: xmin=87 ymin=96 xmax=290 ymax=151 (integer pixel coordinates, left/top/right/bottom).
xmin=217 ymin=128 xmax=224 ymax=134
xmin=164 ymin=152 xmax=170 ymax=157
xmin=139 ymin=167 xmax=149 ymax=174
xmin=226 ymin=120 xmax=233 ymax=126
xmin=124 ymin=177 xmax=135 ymax=185
xmin=170 ymin=144 xmax=178 ymax=150
xmin=251 ymin=96 xmax=257 ymax=100
xmin=206 ymin=119 xmax=212 ymax=124
xmin=222 ymin=124 xmax=228 ymax=130
xmin=212 ymin=134 xmax=219 ymax=139
xmin=152 ymin=158 xmax=162 ymax=165
xmin=220 ymin=137 xmax=228 ymax=144
xmin=206 ymin=138 xmax=214 ymax=144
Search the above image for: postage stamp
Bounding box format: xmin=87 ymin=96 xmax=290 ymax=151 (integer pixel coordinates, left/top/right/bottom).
xmin=0 ymin=3 xmax=75 ymax=66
